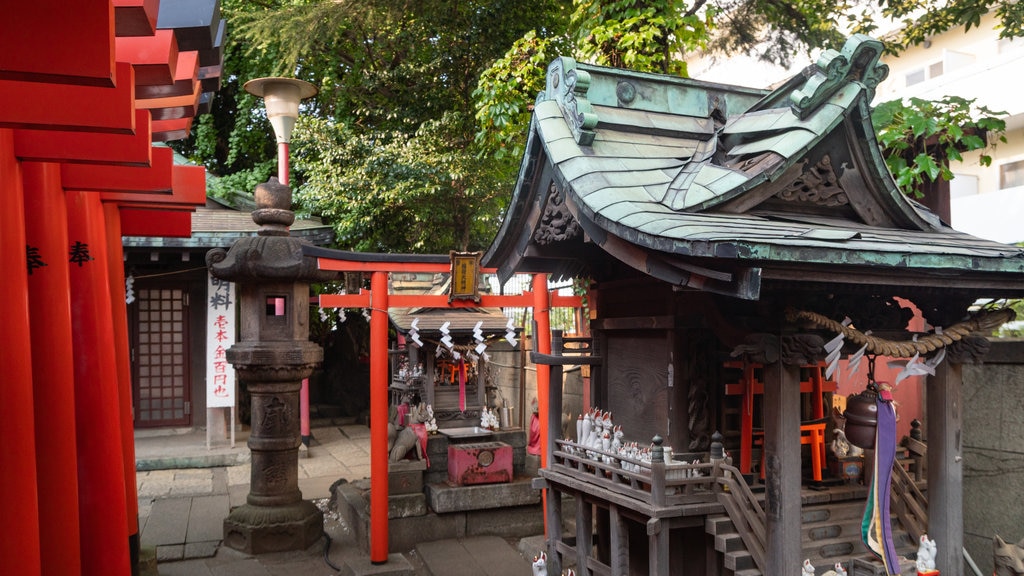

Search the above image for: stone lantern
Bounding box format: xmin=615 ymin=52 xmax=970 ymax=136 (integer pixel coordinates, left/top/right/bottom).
xmin=207 ymin=177 xmax=336 ymax=553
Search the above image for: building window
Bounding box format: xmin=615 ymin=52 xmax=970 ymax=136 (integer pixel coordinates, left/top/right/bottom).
xmin=1000 ymin=160 xmax=1024 ymax=190
xmin=950 ymin=173 xmax=978 ymax=198
xmin=905 ymin=51 xmax=974 ymax=87
xmin=906 ymin=68 xmax=926 ymax=86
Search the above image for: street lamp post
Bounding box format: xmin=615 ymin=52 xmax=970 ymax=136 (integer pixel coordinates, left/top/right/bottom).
xmin=207 ymin=77 xmax=333 ymax=554
xmin=242 ymin=77 xmax=317 ymax=186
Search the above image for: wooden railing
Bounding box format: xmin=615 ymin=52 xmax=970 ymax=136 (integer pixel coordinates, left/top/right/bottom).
xmin=550 ymin=439 xmax=719 ymax=508
xmin=713 ymin=461 xmax=767 ymax=574
xmin=891 ymin=436 xmax=928 ymax=541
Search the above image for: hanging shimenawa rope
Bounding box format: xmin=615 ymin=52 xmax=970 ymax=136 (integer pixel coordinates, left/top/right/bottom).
xmin=786 ymin=307 xmax=1015 ymax=358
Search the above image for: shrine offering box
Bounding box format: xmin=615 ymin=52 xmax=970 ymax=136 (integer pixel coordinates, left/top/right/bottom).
xmin=448 ymin=442 xmax=512 ymax=486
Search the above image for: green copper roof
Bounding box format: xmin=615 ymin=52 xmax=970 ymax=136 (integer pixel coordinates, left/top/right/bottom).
xmin=483 ymin=35 xmax=1024 ymax=300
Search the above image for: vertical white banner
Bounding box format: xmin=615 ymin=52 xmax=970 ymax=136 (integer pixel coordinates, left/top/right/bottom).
xmin=206 ymin=272 xmax=236 ymax=408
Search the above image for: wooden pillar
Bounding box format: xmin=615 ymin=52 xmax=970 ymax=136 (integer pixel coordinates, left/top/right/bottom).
xmin=369 ymin=270 xmax=390 ymax=563
xmin=575 ymin=494 xmax=593 ymax=576
xmin=103 ymin=203 xmax=141 ymax=567
xmin=609 ymin=505 xmax=628 ymax=576
xmin=0 ymin=129 xmax=43 ymax=576
xmin=763 ymin=359 xmax=802 ymax=575
xmin=66 ymin=190 xmax=131 ymax=576
xmin=648 ymin=518 xmax=670 ymax=575
xmin=23 ymin=162 xmax=82 ymax=576
xmin=927 ymin=361 xmax=963 ymax=576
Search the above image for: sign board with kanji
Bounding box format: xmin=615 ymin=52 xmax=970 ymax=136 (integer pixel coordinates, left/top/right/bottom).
xmin=449 ymin=251 xmax=481 ymax=303
xmin=206 ymin=272 xmax=236 ymax=408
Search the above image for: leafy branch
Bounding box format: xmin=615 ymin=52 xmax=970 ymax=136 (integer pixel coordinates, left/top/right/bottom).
xmin=871 ymin=95 xmax=1007 ymax=197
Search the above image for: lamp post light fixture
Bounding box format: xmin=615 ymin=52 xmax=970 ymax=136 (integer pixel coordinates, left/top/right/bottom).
xmin=243 ymin=77 xmax=317 ymax=185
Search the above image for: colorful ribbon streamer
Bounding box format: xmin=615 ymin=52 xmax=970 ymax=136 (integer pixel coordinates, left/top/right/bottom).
xmin=862 ymin=387 xmax=901 ymax=574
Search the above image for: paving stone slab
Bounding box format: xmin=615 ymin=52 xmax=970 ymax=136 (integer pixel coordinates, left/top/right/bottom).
xmin=156 ymin=544 xmax=184 ymax=562
xmin=184 ymin=540 xmax=221 ymax=560
xmin=186 ymin=494 xmax=229 ymax=543
xmin=143 ymin=497 xmax=191 ymax=546
xmin=415 ymin=536 xmax=530 ymax=576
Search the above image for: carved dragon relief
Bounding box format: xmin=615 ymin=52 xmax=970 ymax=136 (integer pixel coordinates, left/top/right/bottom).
xmin=534 ymin=181 xmax=581 ymax=245
xmin=776 ymin=155 xmax=850 ymax=207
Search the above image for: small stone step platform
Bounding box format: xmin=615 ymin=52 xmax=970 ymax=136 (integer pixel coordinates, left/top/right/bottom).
xmin=334 ymin=477 xmax=543 ymax=554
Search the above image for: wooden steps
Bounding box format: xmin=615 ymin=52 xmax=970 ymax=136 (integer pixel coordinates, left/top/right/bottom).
xmin=706 ymin=498 xmax=917 ymax=575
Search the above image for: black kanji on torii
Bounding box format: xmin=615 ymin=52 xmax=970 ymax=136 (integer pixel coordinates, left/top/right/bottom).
xmin=69 ymin=241 xmax=93 ymax=267
xmin=26 ymin=245 xmax=46 ymax=275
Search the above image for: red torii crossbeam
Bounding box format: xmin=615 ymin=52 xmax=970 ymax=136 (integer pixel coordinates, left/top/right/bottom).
xmin=310 ymin=247 xmax=581 ymax=564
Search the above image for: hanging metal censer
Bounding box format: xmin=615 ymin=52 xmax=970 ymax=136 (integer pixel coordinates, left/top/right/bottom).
xmin=844 ymin=355 xmax=880 ymax=449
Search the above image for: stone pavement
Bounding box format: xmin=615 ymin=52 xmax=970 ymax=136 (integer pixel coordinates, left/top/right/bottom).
xmin=135 ymin=420 xmax=540 ymax=576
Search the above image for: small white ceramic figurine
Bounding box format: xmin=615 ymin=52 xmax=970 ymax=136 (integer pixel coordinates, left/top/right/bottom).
xmin=917 ymin=534 xmax=937 ymax=571
xmin=532 ymin=551 xmax=547 ymax=576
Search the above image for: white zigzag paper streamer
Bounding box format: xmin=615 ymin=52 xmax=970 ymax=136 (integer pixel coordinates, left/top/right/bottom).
xmin=409 ymin=317 xmax=423 ymax=347
xmin=504 ymin=318 xmax=517 ymax=347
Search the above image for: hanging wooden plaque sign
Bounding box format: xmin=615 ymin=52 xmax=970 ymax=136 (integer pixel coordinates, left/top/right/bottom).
xmin=449 ymin=251 xmax=482 ymax=303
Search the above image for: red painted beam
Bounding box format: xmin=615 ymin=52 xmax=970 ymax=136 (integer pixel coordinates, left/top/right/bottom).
xmin=119 ymin=208 xmax=193 ymax=237
xmin=318 ymin=292 xmax=372 ymax=309
xmin=316 ymin=257 xmax=499 ymax=274
xmin=114 ymin=0 xmax=159 ymax=37
xmin=13 ymin=110 xmax=153 ymax=166
xmin=0 ymin=62 xmax=136 ymax=133
xmin=138 ymin=80 xmax=202 ymax=120
xmin=136 ymin=51 xmax=198 ymax=99
xmin=150 ymin=117 xmax=194 ymax=142
xmin=100 ymin=164 xmax=206 ymax=205
xmin=0 ymin=0 xmax=115 ymax=87
xmin=115 ymin=29 xmax=177 ymax=86
xmin=318 ymin=291 xmax=578 ymax=311
xmin=62 ymin=145 xmax=173 ymax=194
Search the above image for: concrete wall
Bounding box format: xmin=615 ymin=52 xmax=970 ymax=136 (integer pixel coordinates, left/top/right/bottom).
xmin=962 ymin=339 xmax=1024 ymax=574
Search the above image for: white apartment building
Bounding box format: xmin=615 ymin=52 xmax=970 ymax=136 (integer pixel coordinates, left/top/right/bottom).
xmin=692 ymin=14 xmax=1024 ymax=245
xmin=874 ymin=11 xmax=1024 ymax=245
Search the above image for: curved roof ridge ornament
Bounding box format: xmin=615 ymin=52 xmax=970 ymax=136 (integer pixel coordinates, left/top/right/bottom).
xmin=790 ymin=35 xmax=889 ymax=120
xmin=545 ymin=57 xmax=599 ymax=146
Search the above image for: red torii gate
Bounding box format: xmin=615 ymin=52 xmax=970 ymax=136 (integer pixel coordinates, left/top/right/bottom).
xmin=311 ymin=250 xmax=582 ymax=564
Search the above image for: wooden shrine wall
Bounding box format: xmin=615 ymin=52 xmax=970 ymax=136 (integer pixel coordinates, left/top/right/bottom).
xmin=600 ymin=329 xmax=672 ymax=446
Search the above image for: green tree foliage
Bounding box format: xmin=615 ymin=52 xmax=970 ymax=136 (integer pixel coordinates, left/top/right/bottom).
xmin=293 ymin=112 xmax=509 ymax=252
xmin=572 ymin=0 xmax=715 ymax=74
xmin=852 ymin=0 xmax=1024 ymax=53
xmin=872 ymin=96 xmax=1007 ymax=197
xmin=175 ymin=0 xmax=566 ymax=252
